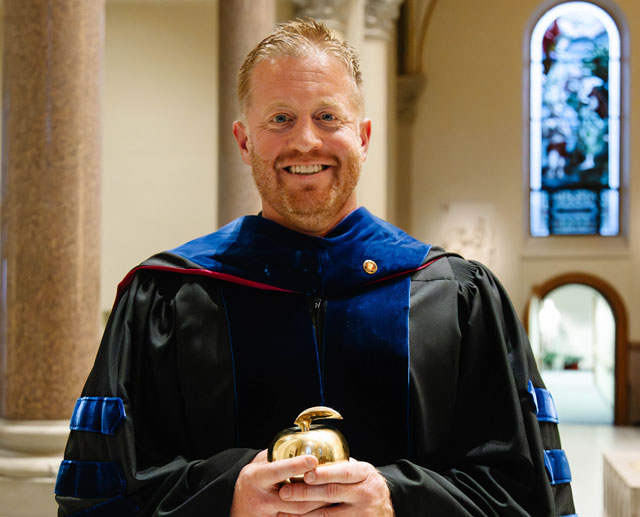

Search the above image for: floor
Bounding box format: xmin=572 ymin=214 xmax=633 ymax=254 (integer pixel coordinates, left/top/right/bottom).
xmin=540 ymin=369 xmax=640 ymax=516
xmin=542 ymin=370 xmax=614 ymax=425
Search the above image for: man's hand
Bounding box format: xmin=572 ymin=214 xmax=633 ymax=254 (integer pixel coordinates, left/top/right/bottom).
xmin=277 ymin=458 xmax=395 ymax=517
xmin=230 ymin=450 xmax=331 ymax=516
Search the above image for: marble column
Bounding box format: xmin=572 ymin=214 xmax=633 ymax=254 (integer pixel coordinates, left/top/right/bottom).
xmin=293 ymin=0 xmax=350 ymax=37
xmin=218 ymin=0 xmax=275 ymax=226
xmin=359 ymin=0 xmax=403 ymax=220
xmin=0 ymin=1 xmax=103 ymax=513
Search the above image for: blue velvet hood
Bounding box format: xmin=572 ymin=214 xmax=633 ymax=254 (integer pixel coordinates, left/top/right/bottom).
xmin=167 ymin=207 xmax=431 ymax=296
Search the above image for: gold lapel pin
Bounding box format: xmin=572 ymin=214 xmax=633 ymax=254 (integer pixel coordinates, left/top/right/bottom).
xmin=363 ymin=259 xmax=378 ymax=274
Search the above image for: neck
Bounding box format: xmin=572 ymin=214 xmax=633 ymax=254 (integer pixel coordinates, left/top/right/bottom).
xmin=261 ymin=202 xmax=358 ymax=237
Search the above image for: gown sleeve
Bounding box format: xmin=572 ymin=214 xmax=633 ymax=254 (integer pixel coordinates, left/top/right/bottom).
xmin=379 ymin=256 xmax=576 ymax=517
xmin=55 ymin=269 xmax=257 ymax=516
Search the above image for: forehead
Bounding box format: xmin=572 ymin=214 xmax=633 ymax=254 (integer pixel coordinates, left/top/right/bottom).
xmin=248 ymin=53 xmax=359 ymax=111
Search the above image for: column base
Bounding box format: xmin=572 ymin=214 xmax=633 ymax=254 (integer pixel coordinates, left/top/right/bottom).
xmin=0 ymin=419 xmax=68 ymax=516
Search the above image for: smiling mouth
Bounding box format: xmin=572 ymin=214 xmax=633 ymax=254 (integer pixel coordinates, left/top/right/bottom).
xmin=284 ymin=164 xmax=330 ymax=175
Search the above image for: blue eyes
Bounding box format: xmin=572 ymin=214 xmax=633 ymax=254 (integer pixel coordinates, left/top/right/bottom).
xmin=270 ymin=113 xmax=337 ymax=124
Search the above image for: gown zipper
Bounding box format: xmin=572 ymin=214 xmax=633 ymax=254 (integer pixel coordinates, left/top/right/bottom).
xmin=310 ymin=296 xmax=325 ymax=397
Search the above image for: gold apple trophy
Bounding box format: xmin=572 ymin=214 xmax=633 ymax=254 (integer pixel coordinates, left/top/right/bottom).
xmin=268 ymin=406 xmax=349 ymax=481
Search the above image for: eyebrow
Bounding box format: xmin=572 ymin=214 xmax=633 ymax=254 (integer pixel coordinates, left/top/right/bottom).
xmin=261 ymin=99 xmax=350 ymax=116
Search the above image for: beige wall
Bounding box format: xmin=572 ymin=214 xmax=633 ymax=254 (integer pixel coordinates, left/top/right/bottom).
xmin=102 ymin=1 xmax=218 ymax=310
xmin=409 ymin=0 xmax=639 ymax=342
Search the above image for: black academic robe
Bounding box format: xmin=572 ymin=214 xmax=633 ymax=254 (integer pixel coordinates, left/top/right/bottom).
xmin=55 ymin=208 xmax=575 ymax=516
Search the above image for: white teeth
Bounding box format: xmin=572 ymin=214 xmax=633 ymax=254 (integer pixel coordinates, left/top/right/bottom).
xmin=289 ymin=164 xmax=324 ymax=174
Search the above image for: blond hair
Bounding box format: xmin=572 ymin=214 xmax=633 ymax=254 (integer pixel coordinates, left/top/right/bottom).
xmin=238 ymin=18 xmax=364 ymax=117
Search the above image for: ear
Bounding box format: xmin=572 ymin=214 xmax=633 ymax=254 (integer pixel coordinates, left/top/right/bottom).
xmin=359 ymin=119 xmax=372 ymax=161
xmin=233 ymin=121 xmax=253 ymax=166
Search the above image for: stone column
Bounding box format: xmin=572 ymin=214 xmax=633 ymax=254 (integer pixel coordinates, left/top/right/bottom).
xmin=395 ymin=0 xmax=432 ymax=230
xmin=359 ymin=0 xmax=403 ymax=220
xmin=0 ymin=1 xmax=104 ymax=513
xmin=218 ymin=0 xmax=275 ymax=226
xmin=293 ymin=0 xmax=350 ymax=37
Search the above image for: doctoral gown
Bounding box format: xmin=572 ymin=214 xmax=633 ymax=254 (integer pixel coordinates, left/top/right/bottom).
xmin=55 ymin=208 xmax=576 ymax=516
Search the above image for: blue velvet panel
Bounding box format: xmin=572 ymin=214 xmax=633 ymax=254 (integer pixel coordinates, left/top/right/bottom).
xmin=528 ymin=380 xmax=559 ymax=423
xmin=323 ymin=276 xmax=411 ymax=465
xmin=543 ymin=449 xmax=572 ymax=485
xmin=559 ymin=514 xmax=579 ymax=517
xmin=70 ymin=397 xmax=126 ymax=435
xmin=55 ymin=460 xmax=126 ymax=498
xmin=70 ymin=496 xmax=139 ymax=516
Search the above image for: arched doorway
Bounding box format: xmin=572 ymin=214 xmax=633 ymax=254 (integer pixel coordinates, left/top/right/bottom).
xmin=526 ymin=273 xmax=629 ymax=425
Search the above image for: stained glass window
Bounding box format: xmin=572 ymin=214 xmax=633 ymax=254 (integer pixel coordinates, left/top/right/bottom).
xmin=530 ymin=2 xmax=620 ymax=236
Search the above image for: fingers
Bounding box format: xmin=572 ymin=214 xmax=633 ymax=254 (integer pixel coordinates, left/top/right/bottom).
xmin=279 ymin=460 xmax=369 ymax=504
xmin=278 ymin=505 xmax=347 ymax=517
xmin=231 ymin=455 xmax=325 ymax=516
xmin=280 ymin=479 xmax=347 ymax=503
xmin=249 ymin=449 xmax=269 ymax=464
xmin=304 ymin=458 xmax=371 ymax=485
xmin=276 ymin=500 xmax=333 ymax=515
xmin=253 ymin=455 xmax=319 ymax=488
xmin=279 ymin=459 xmax=392 ymax=511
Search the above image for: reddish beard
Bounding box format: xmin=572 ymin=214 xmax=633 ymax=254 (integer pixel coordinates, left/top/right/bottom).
xmin=249 ymin=148 xmax=361 ymax=233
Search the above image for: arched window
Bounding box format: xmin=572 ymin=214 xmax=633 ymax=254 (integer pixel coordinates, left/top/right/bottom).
xmin=529 ymin=2 xmax=621 ymax=236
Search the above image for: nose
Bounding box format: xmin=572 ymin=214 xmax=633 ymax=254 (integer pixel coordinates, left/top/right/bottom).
xmin=288 ymin=117 xmax=322 ymax=153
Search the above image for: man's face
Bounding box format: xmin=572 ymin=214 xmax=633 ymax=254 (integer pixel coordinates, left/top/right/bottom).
xmin=233 ymin=52 xmax=371 ymax=236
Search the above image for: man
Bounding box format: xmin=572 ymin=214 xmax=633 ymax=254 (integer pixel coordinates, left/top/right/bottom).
xmin=56 ymin=19 xmax=576 ymax=516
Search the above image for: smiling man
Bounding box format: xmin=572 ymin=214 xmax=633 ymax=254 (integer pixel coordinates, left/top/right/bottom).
xmin=56 ymin=19 xmax=575 ymax=517
xmin=233 ymin=45 xmax=369 ymax=237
